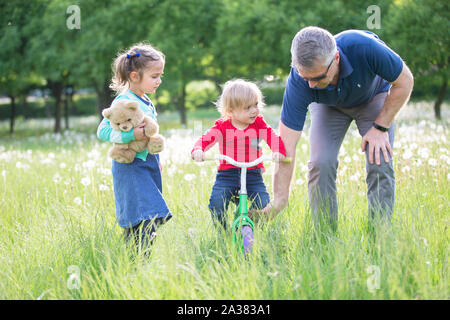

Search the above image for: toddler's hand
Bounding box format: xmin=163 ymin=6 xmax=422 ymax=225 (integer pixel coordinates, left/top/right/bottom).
xmin=192 ymin=149 xmax=204 ymax=162
xmin=272 ymin=152 xmax=286 ymax=163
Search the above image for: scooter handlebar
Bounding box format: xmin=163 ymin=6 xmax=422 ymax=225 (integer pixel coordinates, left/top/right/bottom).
xmin=203 ymin=154 xmax=292 ymax=168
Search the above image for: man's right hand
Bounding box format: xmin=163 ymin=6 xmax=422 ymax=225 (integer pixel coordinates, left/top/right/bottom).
xmin=269 ymin=121 xmax=302 ymax=219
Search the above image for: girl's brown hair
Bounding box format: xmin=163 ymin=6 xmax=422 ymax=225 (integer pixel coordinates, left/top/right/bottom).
xmin=110 ymin=42 xmax=165 ymax=95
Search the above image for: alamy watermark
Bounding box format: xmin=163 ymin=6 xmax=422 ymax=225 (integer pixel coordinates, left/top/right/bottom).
xmin=366 ymin=265 xmax=380 ymax=293
xmin=67 ymin=265 xmax=81 ymax=290
xmin=66 ymin=5 xmax=81 ymax=30
xmin=366 ymin=5 xmax=381 ymax=29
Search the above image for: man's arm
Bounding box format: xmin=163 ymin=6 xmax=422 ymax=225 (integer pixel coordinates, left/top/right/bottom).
xmin=361 ymin=62 xmax=414 ymax=165
xmin=260 ymin=121 xmax=302 ymax=218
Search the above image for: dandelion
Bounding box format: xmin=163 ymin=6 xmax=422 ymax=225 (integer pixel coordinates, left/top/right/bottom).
xmin=60 ymin=162 xmax=67 ymax=169
xmin=402 ymin=149 xmax=413 ymax=160
xmin=53 ymin=173 xmax=62 ymax=183
xmin=267 ymin=271 xmax=279 ymax=277
xmin=82 ymin=160 xmax=96 ymax=169
xmin=428 ymin=158 xmax=437 ymax=166
xmin=409 ymin=143 xmax=418 ymax=150
xmin=98 ymin=184 xmax=109 ymax=191
xmin=40 ymin=158 xmax=54 ymax=165
xmin=74 ymin=197 xmax=82 ymax=205
xmin=439 ymin=155 xmax=450 ymax=165
xmin=349 ymin=172 xmax=361 ymax=182
xmin=344 ymin=156 xmax=351 ymax=163
xmin=1 ymin=170 xmax=5 ymax=177
xmin=98 ymin=168 xmax=111 ymax=175
xmin=184 ymin=174 xmax=196 ymax=181
xmin=16 ymin=161 xmax=30 ymax=169
xmin=80 ymin=176 xmax=91 ymax=187
xmin=420 ymin=237 xmax=428 ymax=247
xmin=418 ymin=148 xmax=429 ymax=159
xmin=296 ymin=178 xmax=304 ymax=185
xmin=401 ymin=166 xmax=411 ymax=173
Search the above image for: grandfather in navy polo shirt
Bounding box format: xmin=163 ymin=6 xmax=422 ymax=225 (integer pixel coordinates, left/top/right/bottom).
xmin=264 ymin=26 xmax=414 ymax=230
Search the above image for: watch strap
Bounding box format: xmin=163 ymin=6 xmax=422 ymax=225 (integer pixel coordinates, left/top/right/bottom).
xmin=373 ymin=122 xmax=389 ymax=132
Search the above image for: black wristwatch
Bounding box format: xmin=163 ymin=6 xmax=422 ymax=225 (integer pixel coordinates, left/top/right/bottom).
xmin=373 ymin=122 xmax=389 ymax=132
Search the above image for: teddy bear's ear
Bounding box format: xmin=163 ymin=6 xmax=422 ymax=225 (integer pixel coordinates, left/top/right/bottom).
xmin=125 ymin=101 xmax=139 ymax=111
xmin=102 ymin=108 xmax=112 ymax=119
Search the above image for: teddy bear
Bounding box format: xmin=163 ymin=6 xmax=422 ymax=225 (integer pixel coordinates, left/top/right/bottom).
xmin=101 ymin=99 xmax=165 ymax=163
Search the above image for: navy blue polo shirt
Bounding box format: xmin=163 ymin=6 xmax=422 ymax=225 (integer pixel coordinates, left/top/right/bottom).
xmin=280 ymin=30 xmax=404 ymax=131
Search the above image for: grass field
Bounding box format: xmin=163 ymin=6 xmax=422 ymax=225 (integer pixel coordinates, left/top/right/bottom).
xmin=0 ymin=102 xmax=448 ymax=299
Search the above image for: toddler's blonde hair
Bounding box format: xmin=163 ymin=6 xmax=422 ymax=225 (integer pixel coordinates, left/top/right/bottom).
xmin=216 ymin=79 xmax=265 ymax=118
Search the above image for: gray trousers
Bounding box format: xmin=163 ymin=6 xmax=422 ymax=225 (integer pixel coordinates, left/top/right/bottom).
xmin=307 ymin=92 xmax=395 ymax=230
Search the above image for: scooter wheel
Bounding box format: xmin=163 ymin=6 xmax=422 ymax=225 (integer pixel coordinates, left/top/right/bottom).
xmin=241 ymin=225 xmax=254 ymax=254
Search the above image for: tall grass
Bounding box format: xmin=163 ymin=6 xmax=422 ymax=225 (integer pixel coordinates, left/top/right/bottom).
xmin=0 ymin=102 xmax=448 ymax=299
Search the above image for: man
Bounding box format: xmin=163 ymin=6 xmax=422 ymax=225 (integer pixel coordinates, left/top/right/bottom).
xmin=265 ymin=27 xmax=413 ymax=230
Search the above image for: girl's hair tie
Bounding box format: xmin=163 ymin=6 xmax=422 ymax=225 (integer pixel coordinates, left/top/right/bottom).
xmin=126 ymin=52 xmax=141 ymax=59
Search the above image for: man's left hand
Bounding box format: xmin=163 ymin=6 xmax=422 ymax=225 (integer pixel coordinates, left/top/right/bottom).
xmin=361 ymin=126 xmax=393 ymax=165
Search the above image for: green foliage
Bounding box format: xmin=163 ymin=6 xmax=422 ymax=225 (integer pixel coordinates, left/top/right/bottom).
xmin=185 ymin=81 xmax=219 ymax=110
xmin=0 ymin=0 xmax=448 ymax=128
xmin=384 ymin=0 xmax=449 ymax=102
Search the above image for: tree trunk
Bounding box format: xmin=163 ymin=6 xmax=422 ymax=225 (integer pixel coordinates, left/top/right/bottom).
xmin=43 ymin=89 xmax=51 ymax=118
xmin=95 ymin=80 xmax=114 ymax=122
xmin=434 ymin=75 xmax=447 ymax=120
xmin=64 ymin=90 xmax=69 ymax=130
xmin=49 ymin=81 xmax=64 ymax=133
xmin=179 ymin=82 xmax=187 ymax=127
xmin=9 ymin=95 xmax=15 ymax=135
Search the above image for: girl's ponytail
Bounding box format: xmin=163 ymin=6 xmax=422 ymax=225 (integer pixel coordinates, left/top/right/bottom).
xmin=110 ymin=53 xmax=130 ymax=95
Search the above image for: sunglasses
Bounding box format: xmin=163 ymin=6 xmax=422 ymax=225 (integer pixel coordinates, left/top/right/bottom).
xmin=299 ymin=58 xmax=334 ymax=82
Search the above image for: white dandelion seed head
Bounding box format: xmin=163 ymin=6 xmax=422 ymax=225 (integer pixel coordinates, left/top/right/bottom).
xmin=184 ymin=174 xmax=196 ymax=181
xmin=401 ymin=166 xmax=411 ymax=173
xmin=81 ymin=176 xmax=91 ymax=186
xmin=53 ymin=173 xmax=62 ymax=183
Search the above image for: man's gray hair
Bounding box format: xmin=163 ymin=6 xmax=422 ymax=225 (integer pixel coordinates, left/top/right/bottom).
xmin=291 ymin=26 xmax=337 ymax=71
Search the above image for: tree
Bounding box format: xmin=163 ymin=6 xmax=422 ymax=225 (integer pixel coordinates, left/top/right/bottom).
xmin=74 ymin=0 xmax=161 ymax=120
xmin=149 ymin=0 xmax=222 ymax=126
xmin=0 ymin=0 xmax=44 ymax=134
xmin=24 ymin=0 xmax=81 ymax=133
xmin=385 ymin=0 xmax=449 ymax=119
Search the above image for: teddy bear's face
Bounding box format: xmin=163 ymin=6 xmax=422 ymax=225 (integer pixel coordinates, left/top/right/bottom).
xmin=102 ymin=100 xmax=144 ymax=132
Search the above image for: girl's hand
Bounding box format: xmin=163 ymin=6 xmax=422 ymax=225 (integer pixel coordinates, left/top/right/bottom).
xmin=272 ymin=152 xmax=286 ymax=163
xmin=191 ymin=149 xmax=204 ymax=162
xmin=134 ymin=123 xmax=149 ymax=141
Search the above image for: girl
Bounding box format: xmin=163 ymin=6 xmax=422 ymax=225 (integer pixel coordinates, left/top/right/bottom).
xmin=97 ymin=42 xmax=171 ymax=255
xmin=191 ymin=79 xmax=286 ymax=229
